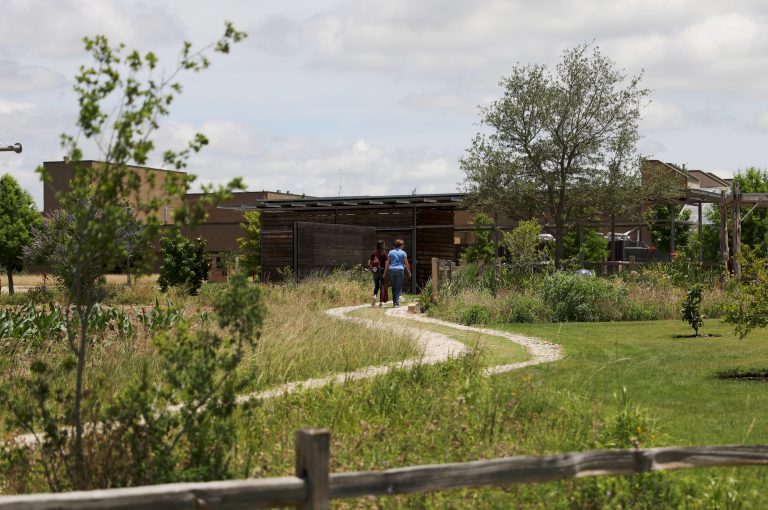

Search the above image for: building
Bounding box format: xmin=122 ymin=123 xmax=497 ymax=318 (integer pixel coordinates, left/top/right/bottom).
xmin=42 ymin=160 xmax=301 ymax=279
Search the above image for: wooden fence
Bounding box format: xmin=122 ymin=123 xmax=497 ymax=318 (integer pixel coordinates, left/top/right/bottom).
xmin=1 ymin=429 xmax=767 ymax=509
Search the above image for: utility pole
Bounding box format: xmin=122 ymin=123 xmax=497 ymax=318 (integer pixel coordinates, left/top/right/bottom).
xmin=0 ymin=143 xmax=22 ymax=153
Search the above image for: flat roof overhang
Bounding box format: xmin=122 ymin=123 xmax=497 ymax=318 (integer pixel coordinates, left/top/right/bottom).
xmin=219 ymin=193 xmax=467 ymax=212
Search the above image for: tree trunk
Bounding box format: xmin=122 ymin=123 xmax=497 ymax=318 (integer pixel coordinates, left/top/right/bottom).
xmin=554 ymin=221 xmax=564 ymax=267
xmin=6 ymin=269 xmax=14 ymax=295
xmin=73 ymin=305 xmax=90 ymax=489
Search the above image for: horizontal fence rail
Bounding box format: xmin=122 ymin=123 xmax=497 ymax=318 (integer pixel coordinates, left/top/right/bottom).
xmin=1 ymin=429 xmax=767 ymax=510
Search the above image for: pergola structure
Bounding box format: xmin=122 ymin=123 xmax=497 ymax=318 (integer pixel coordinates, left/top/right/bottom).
xmin=232 ymin=193 xmax=465 ymax=291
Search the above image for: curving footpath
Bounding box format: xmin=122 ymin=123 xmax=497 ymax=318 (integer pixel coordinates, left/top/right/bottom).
xmin=12 ymin=305 xmax=562 ymax=447
xmin=236 ymin=304 xmax=562 ymax=403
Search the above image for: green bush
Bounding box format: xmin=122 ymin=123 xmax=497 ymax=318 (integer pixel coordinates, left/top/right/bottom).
xmin=542 ymin=272 xmax=627 ymax=322
xmin=503 ymin=294 xmax=546 ymax=323
xmin=158 ymin=234 xmax=211 ymax=295
xmin=460 ymin=304 xmax=492 ymax=325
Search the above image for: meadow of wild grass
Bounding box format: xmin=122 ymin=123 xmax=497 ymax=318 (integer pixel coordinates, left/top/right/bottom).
xmin=3 ymin=268 xmax=768 ymax=507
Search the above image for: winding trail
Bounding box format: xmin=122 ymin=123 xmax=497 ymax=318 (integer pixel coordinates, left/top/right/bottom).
xmin=236 ymin=304 xmax=562 ymax=403
xmin=12 ymin=304 xmax=562 ymax=447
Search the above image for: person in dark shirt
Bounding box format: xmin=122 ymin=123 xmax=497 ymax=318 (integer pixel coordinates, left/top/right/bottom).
xmin=369 ymin=240 xmax=388 ymax=306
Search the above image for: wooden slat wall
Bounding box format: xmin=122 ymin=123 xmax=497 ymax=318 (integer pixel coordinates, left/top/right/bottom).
xmin=261 ymin=207 xmax=456 ymax=290
xmin=296 ymin=223 xmax=376 ymax=278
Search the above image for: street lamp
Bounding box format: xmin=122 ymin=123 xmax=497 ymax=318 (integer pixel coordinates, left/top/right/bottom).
xmin=0 ymin=143 xmax=22 ymax=153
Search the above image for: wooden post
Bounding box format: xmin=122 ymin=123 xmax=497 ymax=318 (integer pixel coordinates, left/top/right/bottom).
xmin=733 ymin=182 xmax=741 ymax=276
xmin=629 ymin=255 xmax=636 ymax=272
xmin=431 ymin=257 xmax=439 ymax=302
xmin=668 ymin=204 xmax=675 ymax=257
xmin=493 ymin=213 xmax=500 ymax=280
xmin=411 ymin=208 xmax=417 ymax=293
xmin=720 ymin=190 xmax=729 ymax=269
xmin=296 ymin=429 xmax=330 ymax=510
xmin=697 ymin=202 xmax=703 ymax=263
xmin=578 ymin=219 xmax=584 ymax=269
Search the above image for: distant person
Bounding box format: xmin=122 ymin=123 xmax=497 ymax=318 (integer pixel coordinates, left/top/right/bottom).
xmin=369 ymin=240 xmax=388 ymax=306
xmin=384 ymin=239 xmax=411 ymax=308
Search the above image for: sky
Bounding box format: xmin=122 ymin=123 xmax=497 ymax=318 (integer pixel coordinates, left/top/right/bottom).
xmin=1 ymin=0 xmax=767 ymax=208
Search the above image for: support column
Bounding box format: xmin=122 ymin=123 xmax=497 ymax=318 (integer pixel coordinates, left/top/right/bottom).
xmin=720 ymin=190 xmax=729 ymax=268
xmin=578 ymin=219 xmax=584 ymax=269
xmin=669 ymin=204 xmax=676 ymax=256
xmin=697 ymin=202 xmax=703 ymax=263
xmin=733 ymin=183 xmax=741 ymax=276
xmin=411 ymin=207 xmax=417 ymax=293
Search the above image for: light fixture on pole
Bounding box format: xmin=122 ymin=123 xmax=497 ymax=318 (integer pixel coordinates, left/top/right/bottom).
xmin=0 ymin=143 xmax=22 ymax=153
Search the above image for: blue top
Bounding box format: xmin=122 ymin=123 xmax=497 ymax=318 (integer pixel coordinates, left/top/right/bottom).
xmin=388 ymin=248 xmax=407 ymax=270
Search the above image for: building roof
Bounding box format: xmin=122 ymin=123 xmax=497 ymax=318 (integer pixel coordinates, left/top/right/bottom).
xmin=223 ymin=192 xmax=467 ymax=211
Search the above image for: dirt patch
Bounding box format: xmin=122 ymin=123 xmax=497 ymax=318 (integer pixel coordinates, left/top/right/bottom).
xmin=716 ymin=369 xmax=768 ymax=382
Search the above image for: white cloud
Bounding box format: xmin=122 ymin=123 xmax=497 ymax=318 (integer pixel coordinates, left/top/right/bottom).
xmin=753 ymin=112 xmax=768 ymax=132
xmin=642 ymin=101 xmax=687 ymax=130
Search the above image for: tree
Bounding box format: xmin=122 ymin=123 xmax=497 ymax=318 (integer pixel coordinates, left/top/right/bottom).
xmin=734 ymin=168 xmax=768 ymax=253
xmin=502 ymin=219 xmax=544 ymax=280
xmin=21 ymin=24 xmax=246 ymax=489
xmin=158 ymin=233 xmax=211 ymax=294
xmin=460 ymin=212 xmax=495 ymax=265
xmin=681 ymin=283 xmax=704 ymax=336
xmin=461 ymin=43 xmax=650 ymax=265
xmin=237 ymin=210 xmax=261 ymax=280
xmin=646 ymin=204 xmax=691 ymax=254
xmin=564 ymin=227 xmax=607 ymax=263
xmin=0 ymin=174 xmax=40 ymax=294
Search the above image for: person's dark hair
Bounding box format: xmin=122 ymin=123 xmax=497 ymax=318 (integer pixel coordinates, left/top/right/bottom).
xmin=394 ymin=239 xmax=405 ymax=248
xmin=376 ymin=240 xmax=385 ymax=250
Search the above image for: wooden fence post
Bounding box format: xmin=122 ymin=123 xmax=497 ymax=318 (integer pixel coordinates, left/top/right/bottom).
xmin=296 ymin=429 xmax=330 ymax=510
xmin=431 ymin=257 xmax=439 ymax=302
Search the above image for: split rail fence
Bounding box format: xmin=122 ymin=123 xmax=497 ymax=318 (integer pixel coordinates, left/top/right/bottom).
xmin=1 ymin=429 xmax=767 ymax=509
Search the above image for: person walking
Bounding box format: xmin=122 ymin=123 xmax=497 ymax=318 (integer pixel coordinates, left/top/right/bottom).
xmin=369 ymin=240 xmax=388 ymax=306
xmin=384 ymin=239 xmax=411 ymax=308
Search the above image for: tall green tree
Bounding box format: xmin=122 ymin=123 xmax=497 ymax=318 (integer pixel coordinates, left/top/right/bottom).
xmin=461 ymin=43 xmax=650 ymax=265
xmin=0 ymin=174 xmax=40 ymax=294
xmin=734 ymin=168 xmax=768 ymax=253
xmin=22 ymin=24 xmax=246 ymax=489
xmin=238 ymin=210 xmax=261 ymax=280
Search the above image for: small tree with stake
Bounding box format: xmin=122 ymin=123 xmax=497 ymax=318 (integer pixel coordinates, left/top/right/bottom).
xmin=16 ymin=24 xmax=246 ymax=490
xmin=681 ymin=283 xmax=704 ymax=337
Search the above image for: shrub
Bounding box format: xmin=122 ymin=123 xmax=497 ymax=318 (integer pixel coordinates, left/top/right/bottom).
xmin=542 ymin=272 xmax=627 ymax=322
xmin=460 ymin=304 xmax=492 ymax=325
xmin=503 ymin=294 xmax=546 ymax=323
xmin=681 ymin=283 xmax=704 ymax=335
xmin=158 ymin=234 xmax=211 ymax=295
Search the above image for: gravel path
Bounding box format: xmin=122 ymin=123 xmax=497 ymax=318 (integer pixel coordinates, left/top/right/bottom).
xmin=11 ymin=304 xmax=563 ymax=446
xmin=236 ymin=303 xmax=562 ymax=403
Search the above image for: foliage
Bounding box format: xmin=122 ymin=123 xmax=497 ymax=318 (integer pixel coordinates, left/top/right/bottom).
xmin=646 ymin=204 xmax=691 ymax=254
xmin=0 ymin=271 xmax=264 ymax=489
xmin=237 ymin=210 xmax=261 ymax=280
xmin=461 ymin=43 xmax=652 ymax=265
xmin=502 ymin=219 xmax=543 ymax=281
xmin=723 ymin=253 xmax=768 ymax=339
xmin=542 ymin=272 xmax=627 ymax=322
xmin=0 ymin=174 xmax=41 ymax=294
xmin=733 ymin=167 xmax=768 ymax=254
xmin=158 ymin=233 xmax=211 ymax=295
xmin=17 ymin=24 xmax=246 ymax=489
xmin=563 ymin=227 xmax=608 ymax=263
xmin=681 ymin=284 xmax=704 ymax=336
xmin=460 ymin=212 xmax=495 ymax=265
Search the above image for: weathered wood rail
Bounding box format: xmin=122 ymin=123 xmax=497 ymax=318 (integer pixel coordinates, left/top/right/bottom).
xmin=2 ymin=429 xmax=767 ymax=509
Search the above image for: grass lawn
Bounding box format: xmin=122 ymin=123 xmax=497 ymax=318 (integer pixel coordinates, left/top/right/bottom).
xmin=497 ymin=319 xmax=768 ymax=446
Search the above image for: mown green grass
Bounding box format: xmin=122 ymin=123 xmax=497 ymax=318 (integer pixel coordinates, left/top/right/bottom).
xmin=230 ymin=315 xmax=768 ymax=508
xmin=498 ymin=319 xmax=768 ymax=446
xmin=350 ymin=306 xmax=529 ymax=365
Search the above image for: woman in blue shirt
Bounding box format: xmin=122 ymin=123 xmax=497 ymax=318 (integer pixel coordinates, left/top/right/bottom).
xmin=384 ymin=239 xmax=411 ymax=307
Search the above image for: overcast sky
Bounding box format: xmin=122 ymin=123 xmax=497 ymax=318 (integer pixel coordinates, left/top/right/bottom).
xmin=2 ymin=0 xmax=767 ymax=207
